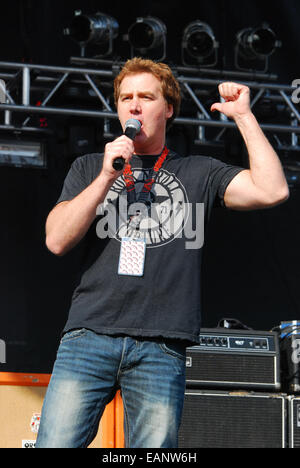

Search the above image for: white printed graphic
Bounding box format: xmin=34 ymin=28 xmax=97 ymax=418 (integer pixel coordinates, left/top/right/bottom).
xmin=96 ymin=168 xmax=204 ymax=250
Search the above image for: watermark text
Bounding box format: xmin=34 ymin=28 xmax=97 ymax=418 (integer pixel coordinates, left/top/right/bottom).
xmin=0 ymin=339 xmax=6 ymax=363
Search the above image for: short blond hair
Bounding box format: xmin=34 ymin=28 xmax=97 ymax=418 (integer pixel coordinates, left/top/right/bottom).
xmin=114 ymin=57 xmax=181 ymax=129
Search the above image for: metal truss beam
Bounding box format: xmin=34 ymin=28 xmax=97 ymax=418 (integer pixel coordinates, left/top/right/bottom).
xmin=0 ymin=60 xmax=299 ymax=149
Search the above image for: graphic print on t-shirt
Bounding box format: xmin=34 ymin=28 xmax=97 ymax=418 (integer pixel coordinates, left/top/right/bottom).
xmin=96 ymin=168 xmax=190 ymax=248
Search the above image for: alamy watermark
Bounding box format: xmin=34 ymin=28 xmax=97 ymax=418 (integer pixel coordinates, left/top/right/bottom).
xmin=0 ymin=339 xmax=6 ymax=363
xmin=292 ymin=79 xmax=300 ymax=104
xmin=96 ymin=195 xmax=205 ymax=250
xmin=291 ymin=338 xmax=300 ymax=364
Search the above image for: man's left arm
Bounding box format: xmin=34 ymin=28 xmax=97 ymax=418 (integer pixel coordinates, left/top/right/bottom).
xmin=211 ymin=82 xmax=289 ymax=210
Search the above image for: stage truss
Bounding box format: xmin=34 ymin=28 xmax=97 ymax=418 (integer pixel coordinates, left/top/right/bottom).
xmin=0 ymin=58 xmax=299 ymax=154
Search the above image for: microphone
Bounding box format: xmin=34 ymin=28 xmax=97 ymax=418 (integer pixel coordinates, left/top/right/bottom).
xmin=112 ymin=119 xmax=141 ymax=171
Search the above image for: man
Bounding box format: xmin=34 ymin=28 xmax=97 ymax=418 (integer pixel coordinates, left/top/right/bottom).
xmin=36 ymin=58 xmax=289 ymax=448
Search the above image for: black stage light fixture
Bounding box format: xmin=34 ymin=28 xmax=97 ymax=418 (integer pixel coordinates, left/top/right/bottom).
xmin=235 ymin=23 xmax=281 ymax=72
xmin=182 ymin=21 xmax=218 ymax=67
xmin=64 ymin=10 xmax=119 ymax=57
xmin=128 ymin=17 xmax=167 ymax=60
xmin=0 ymin=140 xmax=46 ymax=169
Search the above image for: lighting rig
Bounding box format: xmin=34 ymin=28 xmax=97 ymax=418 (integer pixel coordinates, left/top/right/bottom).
xmin=181 ymin=21 xmax=219 ymax=67
xmin=235 ymin=23 xmax=282 ymax=72
xmin=63 ymin=10 xmax=119 ymax=58
xmin=127 ymin=16 xmax=167 ymax=61
xmin=0 ymin=12 xmax=298 ymax=184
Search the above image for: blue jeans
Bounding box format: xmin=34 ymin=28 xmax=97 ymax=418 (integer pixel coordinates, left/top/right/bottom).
xmin=36 ymin=329 xmax=186 ymax=448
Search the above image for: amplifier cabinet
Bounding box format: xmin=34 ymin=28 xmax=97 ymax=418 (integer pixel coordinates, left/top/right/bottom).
xmin=0 ymin=373 xmax=119 ymax=448
xmin=280 ymin=333 xmax=300 ymax=393
xmin=178 ymin=390 xmax=287 ymax=448
xmin=287 ymin=395 xmax=300 ymax=448
xmin=186 ymin=328 xmax=280 ymax=391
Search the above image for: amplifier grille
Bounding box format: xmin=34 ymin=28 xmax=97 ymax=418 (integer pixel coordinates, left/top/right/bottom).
xmin=178 ymin=392 xmax=285 ymax=448
xmin=186 ymin=352 xmax=275 ymax=386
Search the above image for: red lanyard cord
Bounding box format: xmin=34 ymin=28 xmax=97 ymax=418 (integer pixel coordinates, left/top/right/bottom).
xmin=123 ymin=146 xmax=169 ymax=205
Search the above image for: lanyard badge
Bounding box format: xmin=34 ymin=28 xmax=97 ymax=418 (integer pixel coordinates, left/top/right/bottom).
xmin=118 ymin=237 xmax=146 ymax=277
xmin=118 ymin=146 xmax=169 ymax=277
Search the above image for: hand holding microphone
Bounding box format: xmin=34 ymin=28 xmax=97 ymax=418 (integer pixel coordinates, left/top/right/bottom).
xmin=112 ymin=119 xmax=141 ymax=171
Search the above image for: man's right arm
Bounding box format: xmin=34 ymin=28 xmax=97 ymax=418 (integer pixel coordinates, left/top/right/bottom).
xmin=45 ymin=171 xmax=115 ymax=256
xmin=46 ymin=135 xmax=134 ymax=256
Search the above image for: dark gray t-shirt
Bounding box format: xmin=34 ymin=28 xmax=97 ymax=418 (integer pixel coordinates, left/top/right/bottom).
xmin=56 ymin=150 xmax=244 ymax=345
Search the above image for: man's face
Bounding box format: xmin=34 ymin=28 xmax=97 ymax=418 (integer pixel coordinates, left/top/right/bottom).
xmin=117 ymin=72 xmax=173 ymax=154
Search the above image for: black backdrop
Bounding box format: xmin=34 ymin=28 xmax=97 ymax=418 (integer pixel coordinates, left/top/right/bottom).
xmin=0 ymin=0 xmax=300 ymax=372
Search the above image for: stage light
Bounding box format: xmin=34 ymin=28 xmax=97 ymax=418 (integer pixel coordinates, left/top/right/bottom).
xmin=0 ymin=141 xmax=46 ymax=168
xmin=128 ymin=17 xmax=167 ymax=60
xmin=182 ymin=21 xmax=218 ymax=67
xmin=64 ymin=11 xmax=119 ymax=56
xmin=235 ymin=23 xmax=281 ymax=71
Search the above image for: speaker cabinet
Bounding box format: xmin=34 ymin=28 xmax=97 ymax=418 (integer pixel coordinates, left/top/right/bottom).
xmin=0 ymin=384 xmax=47 ymax=448
xmin=178 ymin=390 xmax=286 ymax=448
xmin=288 ymin=395 xmax=300 ymax=448
xmin=0 ymin=373 xmax=120 ymax=448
